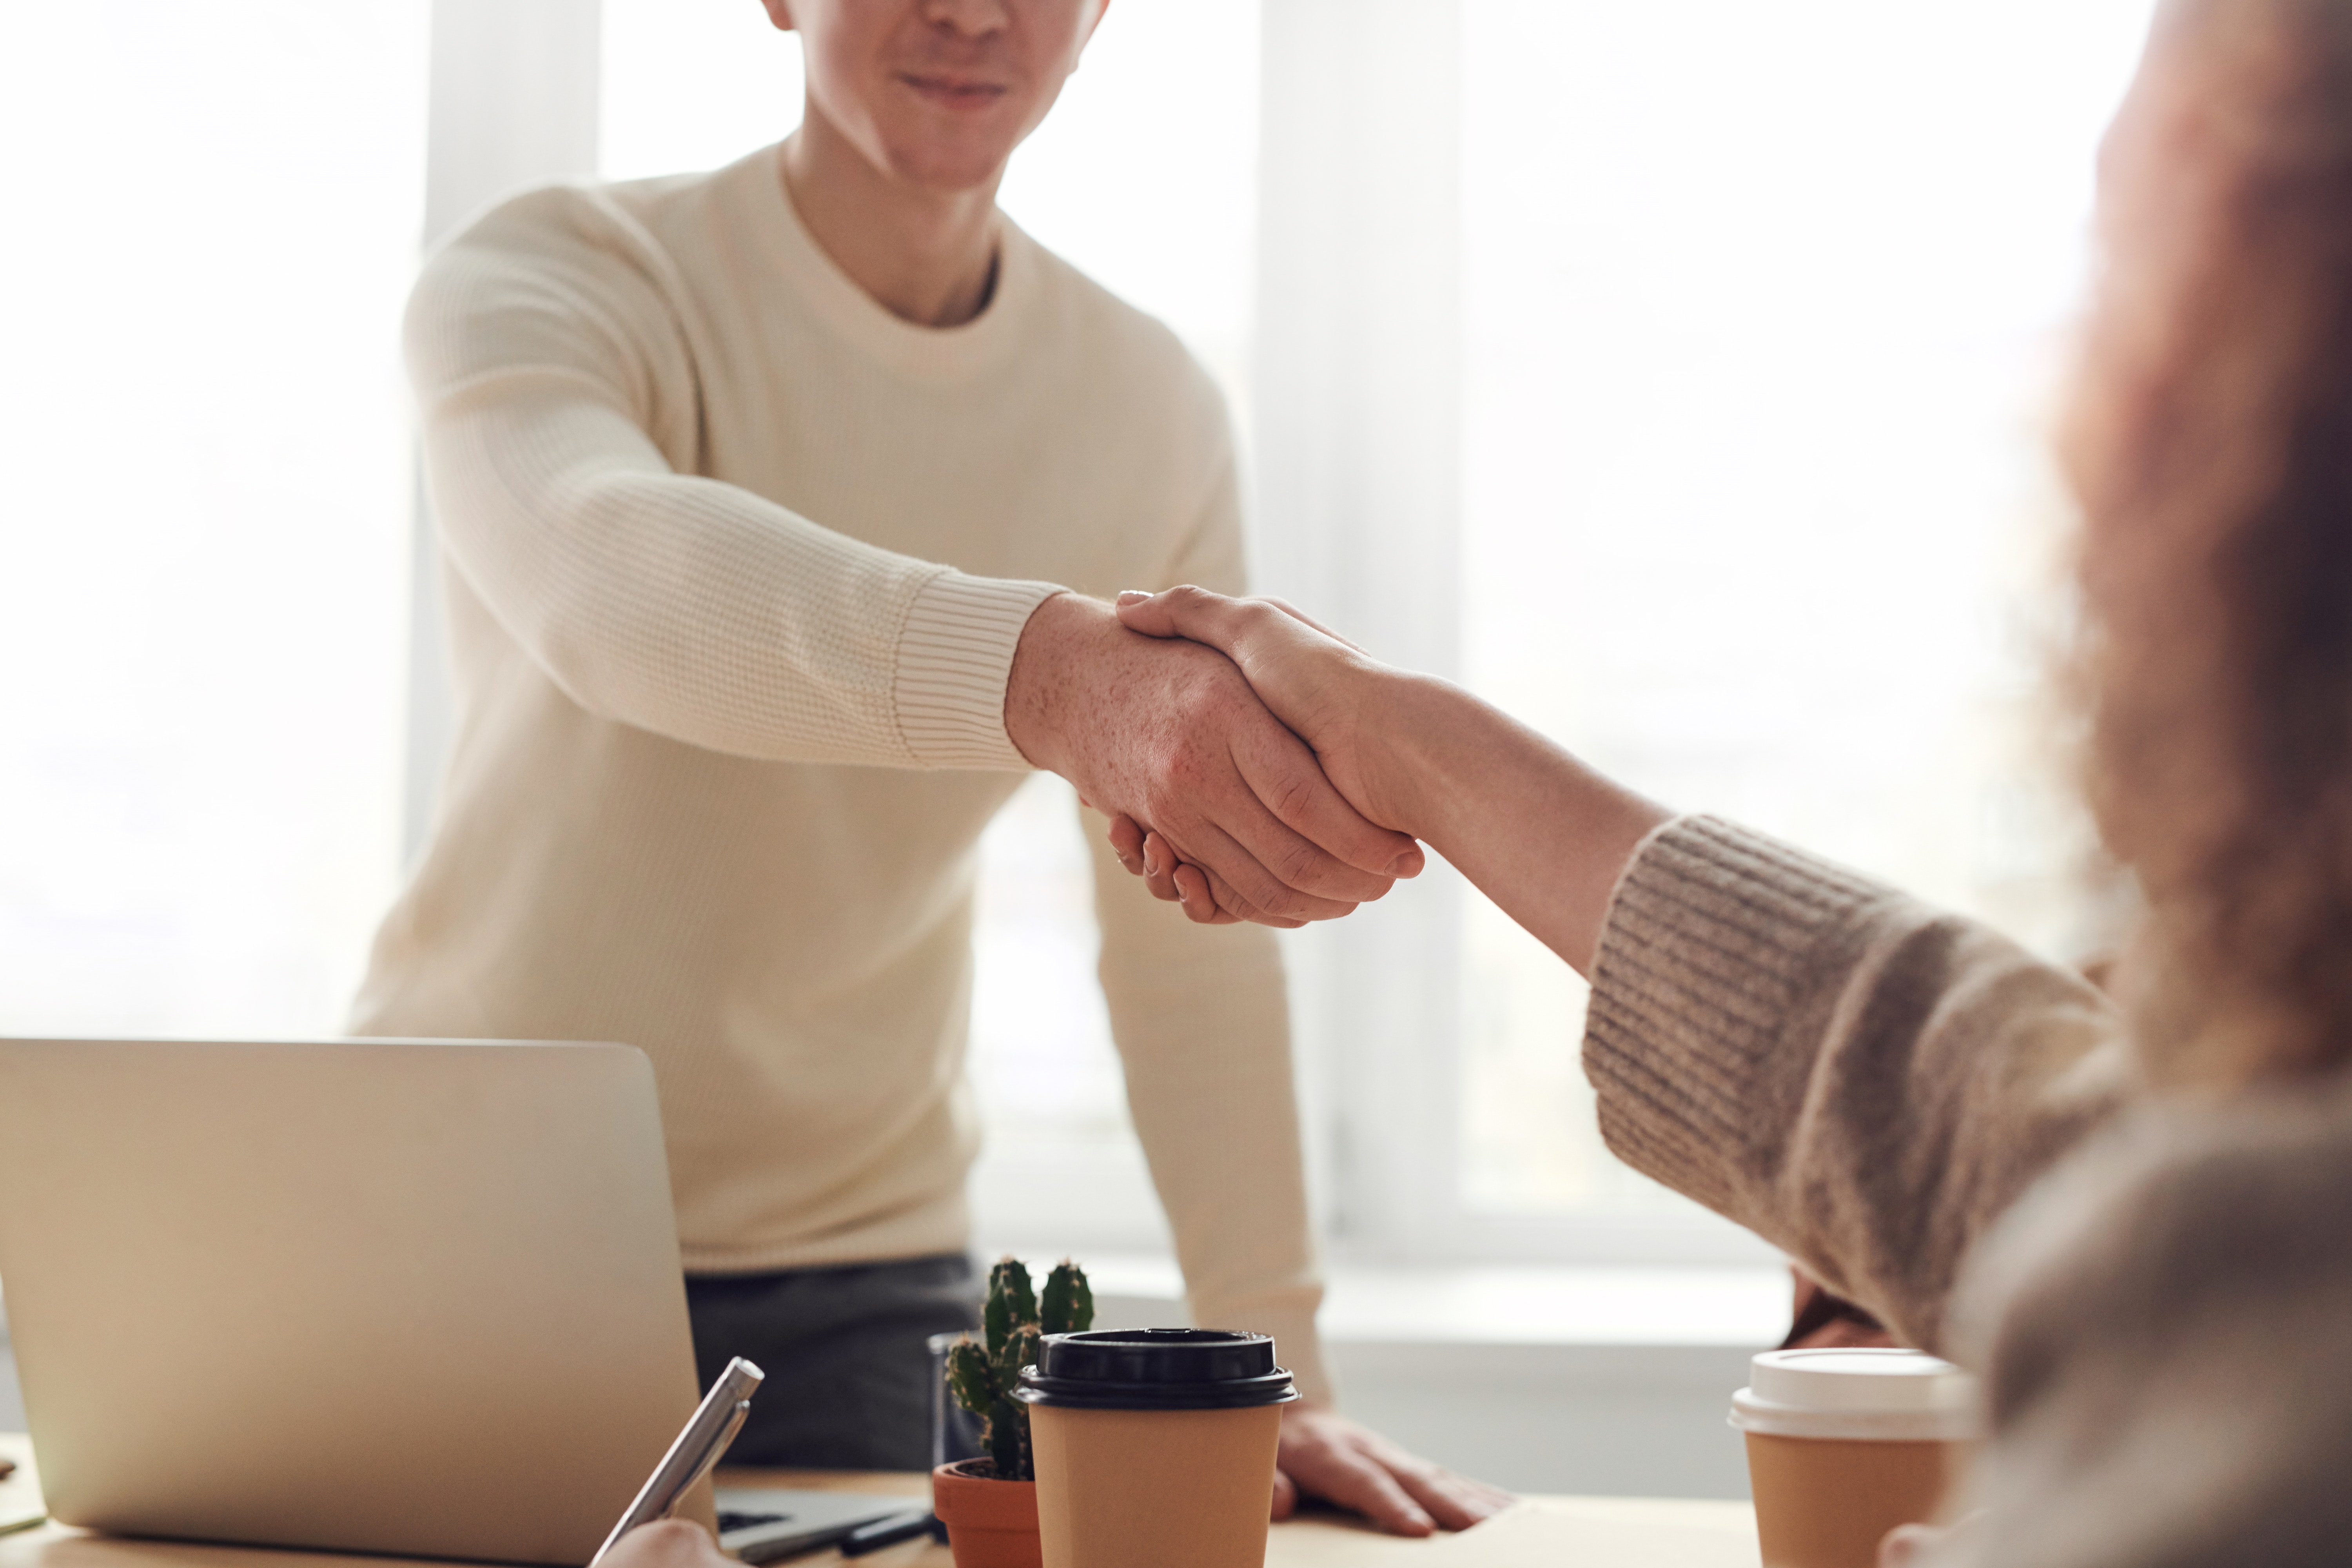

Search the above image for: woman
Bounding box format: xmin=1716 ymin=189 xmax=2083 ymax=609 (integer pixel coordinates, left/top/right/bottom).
xmin=1110 ymin=0 xmax=2352 ymax=1561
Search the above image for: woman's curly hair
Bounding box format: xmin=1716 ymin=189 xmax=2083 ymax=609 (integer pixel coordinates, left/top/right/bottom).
xmin=2065 ymin=0 xmax=2352 ymax=1085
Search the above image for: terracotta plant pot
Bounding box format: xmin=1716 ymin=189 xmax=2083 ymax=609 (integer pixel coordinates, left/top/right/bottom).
xmin=931 ymin=1459 xmax=1042 ymax=1568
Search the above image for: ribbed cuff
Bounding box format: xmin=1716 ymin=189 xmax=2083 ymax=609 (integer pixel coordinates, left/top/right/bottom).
xmin=891 ymin=570 xmax=1067 ymax=769
xmin=1582 ymin=815 xmax=1891 ymax=1214
xmin=1191 ymin=1292 xmax=1332 ymax=1406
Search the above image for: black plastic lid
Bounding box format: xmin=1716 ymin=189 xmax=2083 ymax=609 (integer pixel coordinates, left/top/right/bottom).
xmin=1011 ymin=1329 xmax=1301 ymax=1410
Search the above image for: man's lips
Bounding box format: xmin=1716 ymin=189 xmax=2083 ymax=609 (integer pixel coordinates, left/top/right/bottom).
xmin=896 ymin=72 xmax=1011 ymax=111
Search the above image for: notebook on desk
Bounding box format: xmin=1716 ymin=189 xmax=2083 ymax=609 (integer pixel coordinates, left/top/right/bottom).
xmin=0 ymin=1036 xmax=846 ymax=1566
xmin=0 ymin=1437 xmax=45 ymax=1539
xmin=713 ymin=1488 xmax=917 ymax=1562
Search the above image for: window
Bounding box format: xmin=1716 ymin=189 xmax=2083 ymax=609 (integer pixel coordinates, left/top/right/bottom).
xmin=0 ymin=4 xmax=426 ymax=1040
xmin=593 ymin=0 xmax=2164 ymax=1267
xmin=1448 ymin=0 xmax=2159 ymax=1228
xmin=2 ymin=0 xmax=2168 ymax=1279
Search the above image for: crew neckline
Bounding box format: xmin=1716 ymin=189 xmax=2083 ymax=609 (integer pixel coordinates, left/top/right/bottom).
xmin=735 ymin=143 xmax=1034 ymax=385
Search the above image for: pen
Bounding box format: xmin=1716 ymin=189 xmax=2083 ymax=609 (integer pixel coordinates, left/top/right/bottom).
xmin=588 ymin=1357 xmax=765 ymax=1568
xmin=837 ymin=1509 xmax=938 ymax=1556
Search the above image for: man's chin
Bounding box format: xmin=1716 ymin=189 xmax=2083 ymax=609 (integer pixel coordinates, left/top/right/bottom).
xmin=881 ymin=139 xmax=1022 ymax=197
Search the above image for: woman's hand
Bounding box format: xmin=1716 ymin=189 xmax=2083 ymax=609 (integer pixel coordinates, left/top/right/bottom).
xmin=1111 ymin=584 xmax=1671 ymax=972
xmin=597 ymin=1521 xmax=734 ymax=1568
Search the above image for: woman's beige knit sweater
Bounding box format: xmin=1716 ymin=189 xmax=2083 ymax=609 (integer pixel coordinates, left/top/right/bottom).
xmin=1590 ymin=816 xmax=2352 ymax=1566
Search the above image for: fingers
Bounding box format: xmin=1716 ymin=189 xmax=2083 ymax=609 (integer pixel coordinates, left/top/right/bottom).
xmin=1169 ymin=813 xmax=1359 ymax=924
xmin=1269 ymin=1466 xmax=1299 ymax=1522
xmin=1392 ymin=1465 xmax=1513 ymax=1533
xmin=1122 ymin=824 xmax=1267 ymax=926
xmin=1277 ymin=1407 xmax=1512 ymax=1539
xmin=1115 ymin=584 xmax=1256 ymax=649
xmin=1296 ymin=1444 xmax=1437 ymax=1537
xmin=1136 ymin=832 xmax=1242 ymax=925
xmin=1140 ymin=828 xmax=1180 ymax=898
xmin=1127 ymin=820 xmax=1388 ymax=929
xmin=1170 ymin=862 xmax=1223 ymax=922
xmin=1180 ymin=862 xmax=1272 ymax=925
xmin=1256 ymin=594 xmax=1367 ymax=653
xmin=1879 ymin=1524 xmax=1945 ymax=1568
xmin=1230 ymin=723 xmax=1422 ymax=884
xmin=600 ymin=1521 xmax=729 ymax=1568
xmin=1118 ymin=584 xmax=1366 ymax=668
xmin=1107 ymin=813 xmax=1147 ymax=875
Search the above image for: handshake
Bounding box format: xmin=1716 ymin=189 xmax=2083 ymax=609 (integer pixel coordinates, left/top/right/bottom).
xmin=1003 ymin=586 xmax=1428 ymax=928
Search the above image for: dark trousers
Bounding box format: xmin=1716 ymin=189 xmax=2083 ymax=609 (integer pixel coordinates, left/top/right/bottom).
xmin=686 ymin=1254 xmax=982 ymax=1470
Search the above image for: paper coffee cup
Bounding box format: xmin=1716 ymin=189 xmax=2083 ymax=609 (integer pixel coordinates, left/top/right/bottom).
xmin=1730 ymin=1348 xmax=1980 ymax=1568
xmin=1016 ymin=1329 xmax=1299 ymax=1568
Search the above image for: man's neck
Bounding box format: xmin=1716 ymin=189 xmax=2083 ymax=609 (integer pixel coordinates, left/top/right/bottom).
xmin=780 ymin=111 xmax=1002 ymax=329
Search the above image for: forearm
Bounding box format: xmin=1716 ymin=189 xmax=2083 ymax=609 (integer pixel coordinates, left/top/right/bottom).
xmin=428 ymin=389 xmax=1061 ymax=768
xmin=1583 ymin=817 xmax=2135 ymax=1351
xmin=1365 ymin=672 xmax=1669 ymax=974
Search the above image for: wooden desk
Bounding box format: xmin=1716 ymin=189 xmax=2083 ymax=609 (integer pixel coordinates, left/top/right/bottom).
xmin=0 ymin=1436 xmax=1757 ymax=1567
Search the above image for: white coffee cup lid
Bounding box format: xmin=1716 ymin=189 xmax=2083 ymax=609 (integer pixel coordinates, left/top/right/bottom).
xmin=1729 ymin=1348 xmax=1981 ymax=1442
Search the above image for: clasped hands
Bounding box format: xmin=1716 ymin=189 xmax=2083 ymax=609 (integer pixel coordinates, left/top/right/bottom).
xmin=1004 ymin=589 xmax=1416 ymax=928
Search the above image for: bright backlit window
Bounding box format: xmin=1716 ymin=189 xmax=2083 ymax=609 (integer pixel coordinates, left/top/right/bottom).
xmin=0 ymin=5 xmax=426 ymax=1040
xmin=1454 ymin=0 xmax=2158 ymax=1216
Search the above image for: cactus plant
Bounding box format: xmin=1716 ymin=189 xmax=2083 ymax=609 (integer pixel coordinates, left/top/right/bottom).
xmin=944 ymin=1257 xmax=1093 ymax=1481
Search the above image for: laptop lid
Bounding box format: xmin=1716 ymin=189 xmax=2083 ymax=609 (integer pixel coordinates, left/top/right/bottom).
xmin=0 ymin=1037 xmax=705 ymax=1565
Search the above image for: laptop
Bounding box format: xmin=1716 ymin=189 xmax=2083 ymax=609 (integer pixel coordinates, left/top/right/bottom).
xmin=0 ymin=1038 xmax=908 ymax=1564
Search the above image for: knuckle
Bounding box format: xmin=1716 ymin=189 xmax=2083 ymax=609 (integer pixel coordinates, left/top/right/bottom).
xmin=1272 ymin=837 xmax=1323 ymax=889
xmin=1268 ymin=771 xmax=1322 ymax=830
xmin=1174 ymin=675 xmax=1232 ymax=727
xmin=1250 ymin=876 xmax=1310 ymax=920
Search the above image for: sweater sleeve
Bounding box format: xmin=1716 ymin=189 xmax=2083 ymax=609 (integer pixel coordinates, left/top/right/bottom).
xmin=406 ymin=186 xmax=1065 ymax=769
xmin=1582 ymin=815 xmax=2137 ymax=1353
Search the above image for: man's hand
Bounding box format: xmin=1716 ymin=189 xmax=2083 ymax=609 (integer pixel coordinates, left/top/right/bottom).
xmin=1274 ymin=1405 xmax=1514 ymax=1536
xmin=1006 ymin=593 xmax=1422 ymax=927
xmin=1104 ymin=586 xmax=1419 ymax=921
xmin=598 ymin=1521 xmax=733 ymax=1568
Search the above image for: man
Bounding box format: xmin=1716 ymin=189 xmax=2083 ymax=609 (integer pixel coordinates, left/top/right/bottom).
xmin=355 ymin=0 xmax=1504 ymax=1535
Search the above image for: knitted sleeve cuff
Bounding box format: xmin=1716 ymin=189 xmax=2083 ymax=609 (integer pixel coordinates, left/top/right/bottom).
xmin=1581 ymin=814 xmax=1893 ymax=1214
xmin=890 ymin=570 xmax=1067 ymax=770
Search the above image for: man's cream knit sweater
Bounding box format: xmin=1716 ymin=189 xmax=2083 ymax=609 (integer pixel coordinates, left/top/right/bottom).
xmin=1591 ymin=817 xmax=2352 ymax=1565
xmin=351 ymin=145 xmax=1327 ymax=1396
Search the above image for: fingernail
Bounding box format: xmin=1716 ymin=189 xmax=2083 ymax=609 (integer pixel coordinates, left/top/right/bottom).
xmin=1388 ymin=846 xmax=1426 ymax=877
xmin=1115 ymin=590 xmax=1151 ymax=606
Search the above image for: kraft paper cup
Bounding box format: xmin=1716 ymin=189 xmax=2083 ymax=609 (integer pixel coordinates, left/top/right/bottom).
xmin=1730 ymin=1348 xmax=1981 ymax=1568
xmin=1015 ymin=1329 xmax=1298 ymax=1568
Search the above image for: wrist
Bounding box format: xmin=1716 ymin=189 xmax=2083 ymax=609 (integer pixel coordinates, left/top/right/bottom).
xmin=1003 ymin=590 xmax=1102 ymax=776
xmin=1361 ymin=671 xmax=1461 ymax=840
